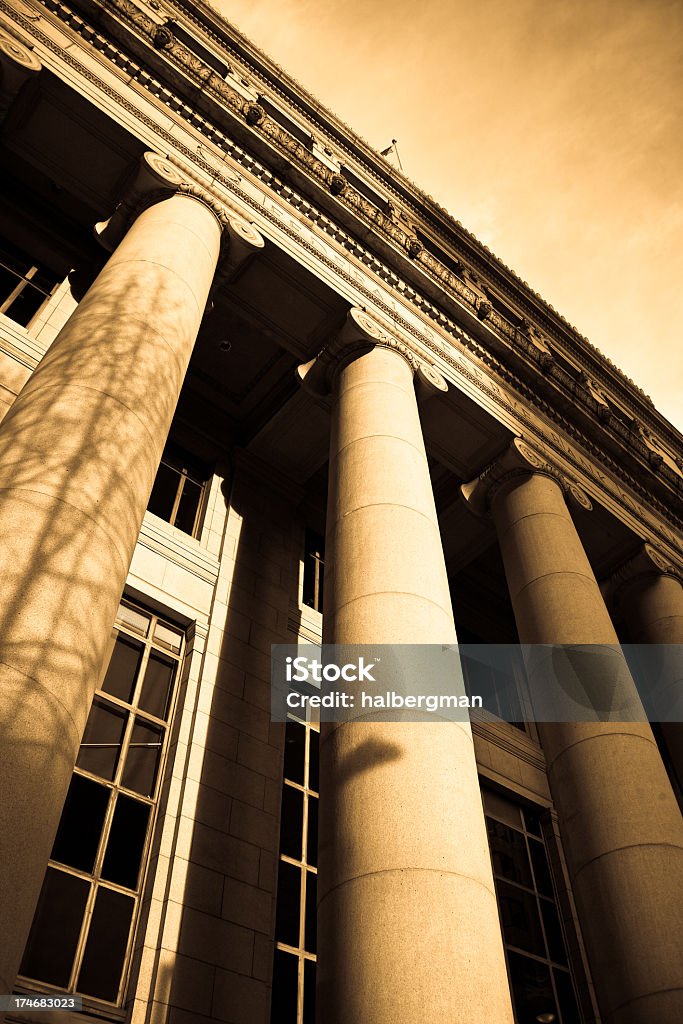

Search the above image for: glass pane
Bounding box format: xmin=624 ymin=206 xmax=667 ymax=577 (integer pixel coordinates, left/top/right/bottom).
xmin=116 ymin=603 xmax=150 ymax=637
xmin=487 ymin=818 xmax=533 ymax=888
xmin=284 ymin=721 xmax=305 ymax=785
xmin=147 ymin=461 xmax=181 ymax=522
xmin=101 ymin=794 xmax=151 ymax=890
xmin=308 ymin=730 xmax=319 ymax=793
xmin=275 ymin=861 xmax=301 ymax=948
xmin=51 ymin=774 xmax=109 ymax=873
xmin=138 ymin=651 xmax=176 ymax=720
xmin=174 ymin=477 xmax=203 ymax=535
xmin=77 ymin=698 xmax=127 ymax=781
xmin=280 ymin=785 xmax=303 ymax=861
xmin=307 ymin=796 xmax=318 ymax=867
xmin=303 ymin=959 xmax=316 ymax=1024
xmin=508 ymin=951 xmax=557 ymax=1024
xmin=6 ymin=284 xmax=46 ymax=327
xmin=554 ymin=967 xmax=581 ymax=1023
xmin=101 ymin=634 xmax=143 ymax=703
xmin=304 ymin=870 xmax=316 ymax=954
xmin=77 ymin=887 xmax=134 ymax=1002
xmin=270 ymin=949 xmax=298 ymax=1024
xmin=153 ymin=620 xmax=182 ymax=654
xmin=497 ymin=880 xmax=545 ymax=956
xmin=523 ymin=804 xmax=544 ymax=837
xmin=121 ymin=719 xmax=163 ymax=797
xmin=19 ymin=868 xmax=89 ymax=987
xmin=541 ymin=898 xmax=568 ymax=966
xmin=529 ymin=837 xmax=554 ymax=897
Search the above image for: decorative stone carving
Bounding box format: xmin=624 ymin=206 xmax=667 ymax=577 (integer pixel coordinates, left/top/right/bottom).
xmin=153 ymin=25 xmax=174 ymax=49
xmin=297 ymin=307 xmax=444 ymax=398
xmin=244 ymin=101 xmax=265 ymax=126
xmin=461 ymin=437 xmax=592 ymax=518
xmin=476 ymin=298 xmax=493 ymax=321
xmin=214 ymin=212 xmax=265 ymax=282
xmin=93 ymin=151 xmax=250 ymax=253
xmin=406 ymin=236 xmax=423 ymax=259
xmin=0 ymin=26 xmax=41 ymax=119
xmin=329 ymin=173 xmax=347 ymax=196
xmin=604 ymin=543 xmax=682 ymax=603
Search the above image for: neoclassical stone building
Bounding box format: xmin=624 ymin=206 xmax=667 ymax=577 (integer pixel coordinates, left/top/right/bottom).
xmin=0 ymin=2 xmax=681 ymax=1023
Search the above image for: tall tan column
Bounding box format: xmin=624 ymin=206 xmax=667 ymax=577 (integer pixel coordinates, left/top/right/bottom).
xmin=608 ymin=545 xmax=683 ymax=802
xmin=301 ymin=310 xmax=514 ymax=1024
xmin=464 ymin=439 xmax=683 ymax=1024
xmin=0 ymin=155 xmax=261 ymax=997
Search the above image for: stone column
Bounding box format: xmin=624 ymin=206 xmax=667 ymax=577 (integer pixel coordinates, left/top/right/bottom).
xmin=300 ymin=310 xmax=514 ymax=1024
xmin=0 ymin=153 xmax=263 ymax=998
xmin=463 ymin=439 xmax=683 ymax=1024
xmin=607 ymin=545 xmax=683 ymax=803
xmin=0 ymin=27 xmax=41 ymax=120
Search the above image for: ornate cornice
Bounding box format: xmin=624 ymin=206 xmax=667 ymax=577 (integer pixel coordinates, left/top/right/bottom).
xmin=461 ymin=437 xmax=593 ymax=519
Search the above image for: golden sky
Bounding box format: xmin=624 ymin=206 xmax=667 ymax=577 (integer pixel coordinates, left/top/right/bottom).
xmin=215 ymin=0 xmax=683 ymax=432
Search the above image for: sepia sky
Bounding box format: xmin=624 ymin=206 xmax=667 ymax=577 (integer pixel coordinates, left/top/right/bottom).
xmin=214 ymin=0 xmax=683 ymax=432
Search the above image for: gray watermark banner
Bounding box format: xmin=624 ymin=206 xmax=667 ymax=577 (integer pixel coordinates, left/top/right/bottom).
xmin=271 ymin=644 xmax=683 ymax=723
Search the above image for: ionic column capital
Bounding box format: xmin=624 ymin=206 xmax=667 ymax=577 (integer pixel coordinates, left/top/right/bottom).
xmin=603 ymin=543 xmax=683 ymax=603
xmin=461 ymin=436 xmax=592 ymax=518
xmin=94 ymin=152 xmax=264 ymax=275
xmin=297 ymin=306 xmax=447 ymax=398
xmin=0 ymin=26 xmax=42 ymax=120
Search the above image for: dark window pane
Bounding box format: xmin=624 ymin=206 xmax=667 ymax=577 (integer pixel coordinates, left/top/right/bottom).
xmin=304 ymin=871 xmax=316 ymax=954
xmin=523 ymin=804 xmax=543 ymax=836
xmin=303 ymin=530 xmax=325 ymax=611
xmin=554 ymin=967 xmax=581 ymax=1023
xmin=174 ymin=477 xmax=202 ymax=535
xmin=275 ymin=861 xmax=301 ymax=948
xmin=77 ymin=886 xmax=134 ymax=1001
xmin=270 ymin=948 xmax=298 ymax=1024
xmin=497 ymin=880 xmax=545 ymax=956
xmin=308 ymin=731 xmax=319 ymax=793
xmin=51 ymin=774 xmax=109 ymax=873
xmin=529 ymin=837 xmax=554 ymax=897
xmin=147 ymin=461 xmax=180 ymax=522
xmin=508 ymin=951 xmax=557 ymax=1024
xmin=541 ymin=898 xmax=568 ymax=966
xmin=6 ymin=284 xmax=46 ymax=326
xmin=19 ymin=868 xmax=89 ymax=987
xmin=77 ymin=698 xmax=127 ymax=781
xmin=280 ymin=785 xmax=303 ymax=861
xmin=138 ymin=651 xmax=176 ymax=720
xmin=283 ymin=721 xmax=305 ymax=785
xmin=101 ymin=795 xmax=150 ymax=890
xmin=303 ymin=958 xmax=316 ymax=1024
xmin=487 ymin=818 xmax=533 ymax=888
xmin=101 ymin=635 xmax=143 ymax=703
xmin=307 ymin=796 xmax=318 ymax=867
xmin=121 ymin=719 xmax=163 ymax=797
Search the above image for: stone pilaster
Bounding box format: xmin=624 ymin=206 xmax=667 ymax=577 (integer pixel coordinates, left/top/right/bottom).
xmin=0 ymin=153 xmax=264 ymax=1001
xmin=301 ymin=309 xmax=514 ymax=1024
xmin=462 ymin=439 xmax=683 ymax=1024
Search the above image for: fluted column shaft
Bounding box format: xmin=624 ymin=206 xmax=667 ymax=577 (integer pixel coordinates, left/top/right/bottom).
xmin=318 ymin=341 xmax=514 ymax=1024
xmin=0 ymin=191 xmax=222 ymax=997
xmin=492 ymin=470 xmax=683 ymax=1024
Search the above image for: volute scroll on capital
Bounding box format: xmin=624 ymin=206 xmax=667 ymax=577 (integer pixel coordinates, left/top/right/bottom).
xmin=297 ymin=306 xmax=448 ymax=399
xmin=93 ymin=152 xmax=265 ymax=267
xmin=0 ymin=26 xmax=42 ymax=119
xmin=461 ymin=436 xmax=593 ymax=519
xmin=603 ymin=543 xmax=683 ymax=604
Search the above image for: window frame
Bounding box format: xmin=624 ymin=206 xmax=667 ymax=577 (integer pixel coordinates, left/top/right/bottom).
xmin=17 ymin=599 xmax=185 ymax=1010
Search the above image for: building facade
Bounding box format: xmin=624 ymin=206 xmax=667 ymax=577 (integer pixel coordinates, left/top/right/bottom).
xmin=0 ymin=2 xmax=682 ymax=1023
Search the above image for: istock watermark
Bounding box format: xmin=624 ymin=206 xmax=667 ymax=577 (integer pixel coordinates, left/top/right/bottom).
xmin=271 ymin=644 xmax=683 ymax=724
